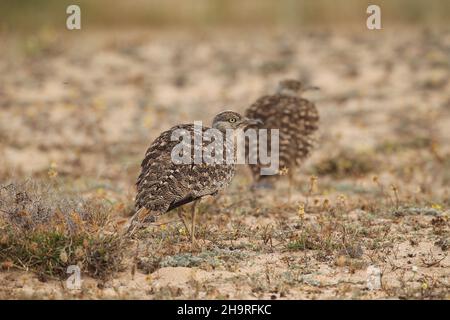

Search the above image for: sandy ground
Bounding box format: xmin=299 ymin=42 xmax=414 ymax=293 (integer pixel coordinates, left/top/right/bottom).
xmin=0 ymin=27 xmax=449 ymax=299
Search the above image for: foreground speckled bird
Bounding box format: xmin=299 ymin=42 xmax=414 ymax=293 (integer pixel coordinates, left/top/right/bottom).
xmin=126 ymin=111 xmax=259 ymax=243
xmin=245 ymin=79 xmax=320 ymax=194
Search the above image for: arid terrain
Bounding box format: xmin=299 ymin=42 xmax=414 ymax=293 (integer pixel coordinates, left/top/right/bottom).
xmin=0 ymin=27 xmax=449 ymax=299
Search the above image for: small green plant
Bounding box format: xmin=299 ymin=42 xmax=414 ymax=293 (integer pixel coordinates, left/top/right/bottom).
xmin=0 ymin=181 xmax=127 ymax=280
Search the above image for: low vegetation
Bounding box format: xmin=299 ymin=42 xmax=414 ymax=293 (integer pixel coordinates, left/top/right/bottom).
xmin=0 ymin=181 xmax=127 ymax=280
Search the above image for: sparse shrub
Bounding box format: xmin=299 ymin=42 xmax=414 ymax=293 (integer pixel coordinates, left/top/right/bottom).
xmin=286 ymin=233 xmax=321 ymax=251
xmin=376 ymin=137 xmax=433 ymax=153
xmin=285 ymin=210 xmax=365 ymax=263
xmin=0 ymin=181 xmax=127 ymax=280
xmin=391 ymin=206 xmax=442 ymax=217
xmin=137 ymin=248 xmax=249 ymax=273
xmin=312 ymin=150 xmax=378 ymax=178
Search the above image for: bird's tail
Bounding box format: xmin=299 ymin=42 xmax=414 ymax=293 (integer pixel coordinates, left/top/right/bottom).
xmin=123 ymin=207 xmax=155 ymax=237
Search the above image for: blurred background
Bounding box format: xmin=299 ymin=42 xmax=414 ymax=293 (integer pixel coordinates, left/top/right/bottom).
xmin=0 ymin=0 xmax=450 ymax=31
xmin=0 ymin=0 xmax=449 ymax=192
xmin=1 ymin=0 xmax=450 ymax=32
xmin=0 ymin=0 xmax=449 ymax=300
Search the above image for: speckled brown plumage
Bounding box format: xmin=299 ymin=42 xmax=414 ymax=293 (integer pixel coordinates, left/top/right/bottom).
xmin=135 ymin=123 xmax=235 ymax=215
xmin=245 ymin=79 xmax=319 ymax=185
xmin=127 ymin=111 xmax=259 ymax=238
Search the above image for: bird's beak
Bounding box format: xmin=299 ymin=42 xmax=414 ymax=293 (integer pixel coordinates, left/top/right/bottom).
xmin=240 ymin=117 xmax=263 ymax=127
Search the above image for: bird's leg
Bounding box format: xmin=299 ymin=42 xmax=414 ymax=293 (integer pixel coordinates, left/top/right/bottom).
xmin=190 ymin=200 xmax=199 ymax=245
xmin=177 ymin=208 xmax=191 ymax=237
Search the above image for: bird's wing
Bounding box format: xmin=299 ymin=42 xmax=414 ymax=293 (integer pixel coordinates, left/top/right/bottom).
xmin=135 ymin=124 xmax=234 ymax=214
xmin=245 ymin=94 xmax=320 ymax=171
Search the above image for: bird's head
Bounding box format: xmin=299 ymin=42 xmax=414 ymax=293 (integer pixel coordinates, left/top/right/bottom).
xmin=277 ymin=79 xmax=319 ymax=96
xmin=212 ymin=110 xmax=262 ymax=132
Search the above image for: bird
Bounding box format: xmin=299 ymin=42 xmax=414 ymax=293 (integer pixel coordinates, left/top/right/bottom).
xmin=244 ymin=79 xmax=320 ymax=197
xmin=126 ymin=111 xmax=260 ymax=244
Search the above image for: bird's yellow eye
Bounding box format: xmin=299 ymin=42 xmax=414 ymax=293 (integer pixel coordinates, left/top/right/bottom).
xmin=229 ymin=118 xmax=236 ymax=123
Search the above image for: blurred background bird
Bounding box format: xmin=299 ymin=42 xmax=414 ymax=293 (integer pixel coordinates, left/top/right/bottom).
xmin=126 ymin=111 xmax=259 ymax=244
xmin=245 ymin=79 xmax=320 ymax=198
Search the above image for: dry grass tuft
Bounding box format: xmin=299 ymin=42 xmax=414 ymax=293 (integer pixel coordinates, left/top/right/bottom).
xmin=0 ymin=181 xmax=127 ymax=280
